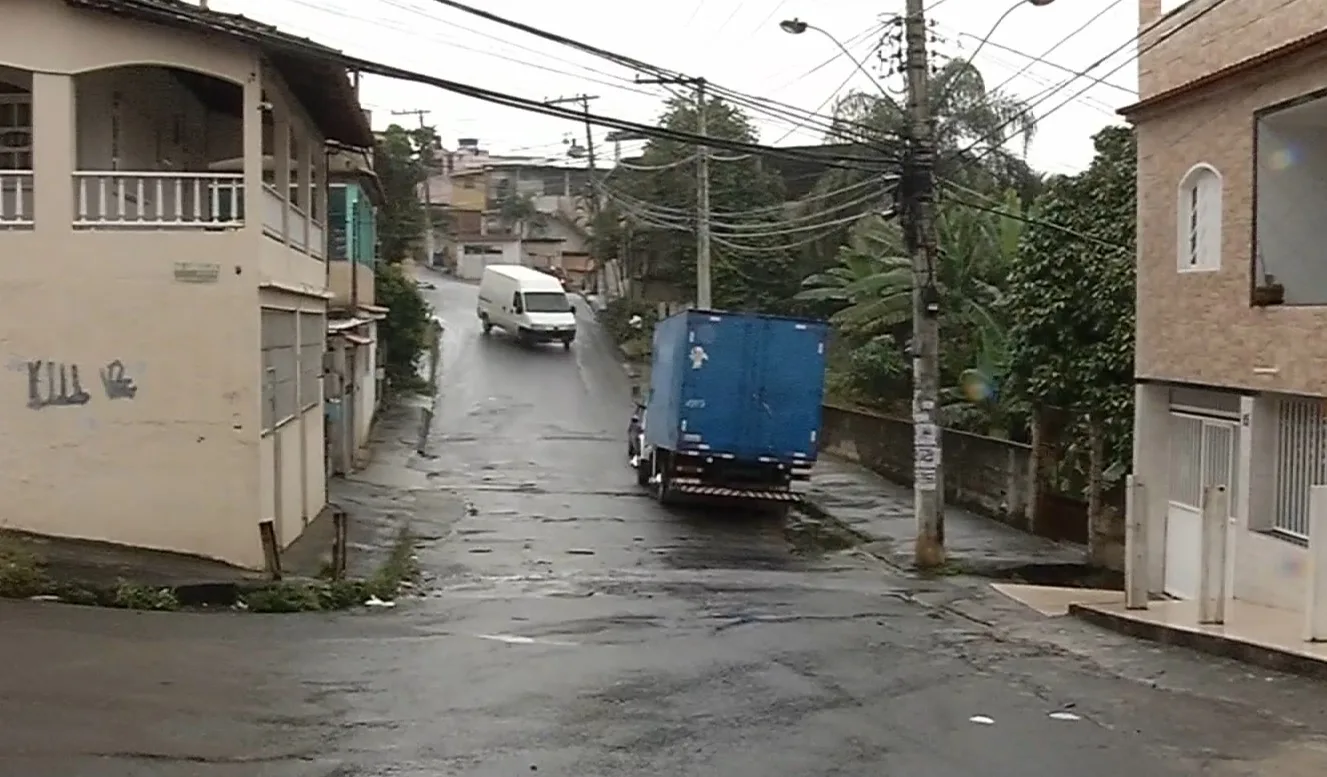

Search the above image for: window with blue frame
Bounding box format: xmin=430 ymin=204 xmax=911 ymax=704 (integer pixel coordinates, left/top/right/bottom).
xmin=328 ymin=185 xmax=349 ymax=261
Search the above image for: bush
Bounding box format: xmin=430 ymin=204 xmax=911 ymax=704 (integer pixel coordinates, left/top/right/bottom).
xmin=599 ymin=297 xmax=657 ymax=347
xmin=375 ymin=263 xmax=432 ymax=392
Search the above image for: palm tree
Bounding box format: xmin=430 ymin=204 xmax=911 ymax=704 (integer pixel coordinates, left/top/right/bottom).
xmin=826 ymin=59 xmax=1039 ymax=189
xmin=795 ymin=213 xmax=911 ymax=341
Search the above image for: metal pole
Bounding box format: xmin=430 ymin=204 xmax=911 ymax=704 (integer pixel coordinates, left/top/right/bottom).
xmin=695 ymin=78 xmax=711 ymax=310
xmin=903 ymin=0 xmax=945 ymax=567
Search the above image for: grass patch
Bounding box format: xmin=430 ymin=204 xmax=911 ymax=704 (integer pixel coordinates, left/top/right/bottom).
xmin=0 ymin=540 xmax=179 ymax=611
xmin=0 ymin=541 xmax=49 ymax=599
xmin=241 ymin=526 xmax=420 ymax=614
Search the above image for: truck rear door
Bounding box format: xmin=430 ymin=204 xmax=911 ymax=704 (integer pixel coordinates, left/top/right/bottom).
xmin=751 ymin=318 xmax=827 ymax=459
xmin=676 ymin=313 xmax=751 ymax=452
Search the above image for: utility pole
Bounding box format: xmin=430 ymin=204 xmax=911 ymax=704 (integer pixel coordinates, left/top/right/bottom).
xmin=636 ymin=76 xmax=710 ymax=309
xmin=543 ymin=94 xmax=600 ymax=214
xmin=393 ymin=108 xmax=435 ymax=266
xmin=902 ymin=0 xmax=945 ymax=567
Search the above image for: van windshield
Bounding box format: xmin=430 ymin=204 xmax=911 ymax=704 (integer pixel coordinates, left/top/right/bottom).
xmin=522 ymin=291 xmax=571 ymax=313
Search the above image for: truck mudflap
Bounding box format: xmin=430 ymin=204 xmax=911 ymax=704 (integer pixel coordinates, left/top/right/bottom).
xmin=668 ymin=483 xmax=803 ymax=502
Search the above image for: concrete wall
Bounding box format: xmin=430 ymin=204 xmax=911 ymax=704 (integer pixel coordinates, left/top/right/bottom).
xmin=818 ymin=405 xmax=1122 ymax=565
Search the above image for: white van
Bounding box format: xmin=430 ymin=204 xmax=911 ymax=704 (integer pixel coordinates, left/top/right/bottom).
xmin=477 ymin=265 xmax=577 ymax=349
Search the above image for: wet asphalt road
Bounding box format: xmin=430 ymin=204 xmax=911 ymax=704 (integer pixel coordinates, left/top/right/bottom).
xmin=5 ymin=274 xmax=1327 ymax=775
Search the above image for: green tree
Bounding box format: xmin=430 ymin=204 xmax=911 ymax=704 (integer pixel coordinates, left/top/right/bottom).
xmin=1006 ymin=125 xmax=1136 ymax=492
xmin=801 ymin=191 xmax=1026 ymax=431
xmin=496 ymin=193 xmax=548 ymax=237
xmin=374 ymin=124 xmax=430 ymax=263
xmin=611 ymin=95 xmax=794 ymax=311
xmin=374 ymin=262 xmax=432 ymax=391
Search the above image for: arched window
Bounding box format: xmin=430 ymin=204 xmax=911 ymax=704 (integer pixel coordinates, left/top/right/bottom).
xmin=1177 ymin=163 xmax=1222 ymax=272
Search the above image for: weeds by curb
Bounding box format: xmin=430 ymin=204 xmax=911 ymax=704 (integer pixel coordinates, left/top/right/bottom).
xmin=0 ymin=526 xmax=420 ymax=615
xmin=240 ymin=526 xmax=419 ymax=614
xmin=0 ymin=541 xmax=180 ymax=611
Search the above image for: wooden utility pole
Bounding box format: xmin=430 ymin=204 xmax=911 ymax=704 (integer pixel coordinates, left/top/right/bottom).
xmin=393 ymin=108 xmax=435 ymax=265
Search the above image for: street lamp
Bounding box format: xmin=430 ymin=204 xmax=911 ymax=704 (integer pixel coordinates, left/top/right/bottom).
xmin=778 ymin=18 xmax=889 ymax=99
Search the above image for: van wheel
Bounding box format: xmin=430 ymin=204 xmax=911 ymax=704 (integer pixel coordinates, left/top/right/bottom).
xmin=562 ymin=340 xmax=572 ymax=351
xmin=480 ymin=314 xmax=492 ymax=335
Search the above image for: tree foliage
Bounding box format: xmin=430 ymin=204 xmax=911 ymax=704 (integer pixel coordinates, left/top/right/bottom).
xmin=1006 ymin=125 xmax=1137 ymax=474
xmin=375 ymin=262 xmax=432 ymax=391
xmin=374 ymin=124 xmax=430 ymax=264
xmin=607 ymin=95 xmax=796 ymax=311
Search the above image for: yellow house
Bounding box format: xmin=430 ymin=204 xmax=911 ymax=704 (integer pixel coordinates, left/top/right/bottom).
xmin=0 ymin=0 xmax=374 ymax=568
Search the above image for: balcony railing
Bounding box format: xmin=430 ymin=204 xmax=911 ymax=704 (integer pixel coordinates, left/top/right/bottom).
xmin=0 ymin=171 xmax=33 ymax=227
xmin=73 ymin=172 xmax=244 ymax=229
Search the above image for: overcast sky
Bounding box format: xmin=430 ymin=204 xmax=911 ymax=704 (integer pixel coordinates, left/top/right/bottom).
xmin=213 ymin=0 xmax=1139 ymax=175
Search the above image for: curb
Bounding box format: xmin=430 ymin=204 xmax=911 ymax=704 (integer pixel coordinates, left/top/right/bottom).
xmin=1068 ymin=603 xmax=1327 ymax=681
xmin=795 ymin=493 xmax=1101 ymax=580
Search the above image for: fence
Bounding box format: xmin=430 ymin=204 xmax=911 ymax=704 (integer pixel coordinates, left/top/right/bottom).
xmin=818 ymin=403 xmax=1107 ymax=553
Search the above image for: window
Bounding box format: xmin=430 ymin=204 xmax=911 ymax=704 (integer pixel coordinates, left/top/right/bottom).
xmin=1272 ymin=396 xmax=1327 ymax=540
xmin=0 ymin=95 xmax=32 ymax=170
xmin=261 ymin=309 xmax=298 ymax=432
xmin=298 ymin=312 xmax=325 ymax=410
xmin=1177 ymin=163 xmax=1222 ymax=272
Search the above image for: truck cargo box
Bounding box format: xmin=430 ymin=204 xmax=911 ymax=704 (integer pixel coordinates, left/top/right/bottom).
xmin=643 ymin=309 xmax=828 ymax=464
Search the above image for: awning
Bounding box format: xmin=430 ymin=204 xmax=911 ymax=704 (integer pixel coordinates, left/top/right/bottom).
xmin=340 ymin=333 xmax=372 ymax=346
xmin=328 ymin=317 xmax=373 ymax=333
xmin=357 ymin=303 xmax=389 ymax=320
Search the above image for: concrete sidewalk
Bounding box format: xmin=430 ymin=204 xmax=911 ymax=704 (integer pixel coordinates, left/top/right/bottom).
xmin=802 ymin=455 xmax=1087 ymax=574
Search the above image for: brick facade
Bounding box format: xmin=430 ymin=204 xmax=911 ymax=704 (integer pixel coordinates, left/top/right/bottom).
xmin=1130 ymin=0 xmax=1327 ymax=394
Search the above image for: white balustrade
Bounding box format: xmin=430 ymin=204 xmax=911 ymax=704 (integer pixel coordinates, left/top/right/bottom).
xmin=0 ymin=170 xmax=33 ymax=227
xmin=309 ymin=221 xmax=325 ymax=258
xmin=73 ymin=172 xmax=244 ymax=228
xmin=261 ymin=183 xmax=284 ymax=238
xmin=289 ymin=204 xmax=308 ymax=251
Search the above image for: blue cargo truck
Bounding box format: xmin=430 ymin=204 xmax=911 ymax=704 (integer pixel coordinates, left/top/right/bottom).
xmin=632 ymin=309 xmax=829 ymax=506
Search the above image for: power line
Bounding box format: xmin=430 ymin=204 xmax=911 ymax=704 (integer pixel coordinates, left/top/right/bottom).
xmin=419 ymin=0 xmax=906 ymax=149
xmin=944 ymin=0 xmax=1240 ymax=175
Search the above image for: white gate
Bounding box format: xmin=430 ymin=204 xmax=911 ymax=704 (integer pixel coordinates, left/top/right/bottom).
xmin=1166 ymin=412 xmax=1238 ymax=599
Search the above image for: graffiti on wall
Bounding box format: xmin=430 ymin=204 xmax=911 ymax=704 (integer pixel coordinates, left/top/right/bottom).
xmin=25 ymin=359 xmax=138 ymax=409
xmin=100 ymin=360 xmax=138 ymax=399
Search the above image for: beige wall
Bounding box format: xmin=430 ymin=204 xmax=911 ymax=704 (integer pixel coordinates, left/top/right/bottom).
xmin=1137 ymin=0 xmax=1318 ymax=99
xmin=0 ymin=0 xmax=253 ymax=88
xmin=0 ymin=230 xmax=262 ymax=564
xmin=328 ymin=261 xmax=374 ymax=308
xmin=0 ymin=0 xmax=337 ymax=567
xmin=1135 ymin=53 xmax=1327 ymax=395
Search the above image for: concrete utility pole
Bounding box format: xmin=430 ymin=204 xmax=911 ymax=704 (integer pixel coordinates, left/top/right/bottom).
xmin=902 ymin=0 xmax=945 ymax=567
xmin=543 ymin=94 xmax=600 ymax=214
xmin=393 ymin=108 xmax=435 ymax=265
xmin=635 ymin=76 xmax=711 ymax=309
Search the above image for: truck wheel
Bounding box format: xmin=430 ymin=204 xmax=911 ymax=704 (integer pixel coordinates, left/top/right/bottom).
xmin=635 ymin=456 xmax=650 ymax=487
